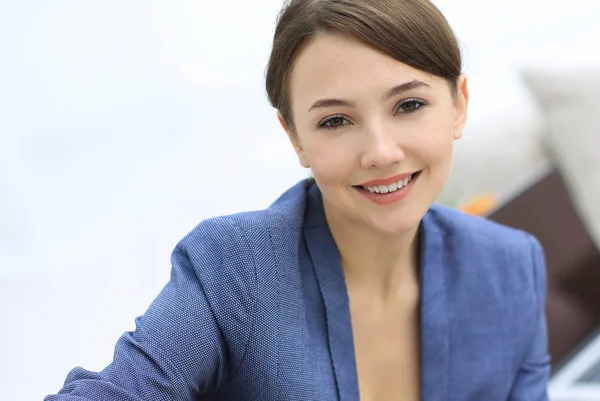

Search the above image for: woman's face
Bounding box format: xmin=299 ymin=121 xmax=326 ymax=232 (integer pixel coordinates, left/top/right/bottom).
xmin=281 ymin=33 xmax=468 ymax=236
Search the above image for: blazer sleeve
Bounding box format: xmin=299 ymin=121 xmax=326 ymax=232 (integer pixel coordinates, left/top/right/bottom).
xmin=44 ymin=218 xmax=256 ymax=401
xmin=508 ymin=234 xmax=551 ymax=401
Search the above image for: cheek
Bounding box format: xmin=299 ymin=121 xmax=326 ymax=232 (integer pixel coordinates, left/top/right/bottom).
xmin=305 ymin=138 xmax=355 ymax=186
xmin=411 ymin=111 xmax=456 ymax=166
xmin=418 ymin=130 xmax=454 ymax=165
xmin=407 ymin=121 xmax=455 ymax=189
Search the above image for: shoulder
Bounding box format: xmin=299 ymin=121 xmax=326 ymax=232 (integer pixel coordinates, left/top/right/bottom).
xmin=176 ymin=211 xmax=296 ymax=274
xmin=174 ymin=179 xmax=310 ymax=280
xmin=180 ymin=203 xmax=303 ymax=253
xmin=425 ymin=203 xmax=546 ymax=307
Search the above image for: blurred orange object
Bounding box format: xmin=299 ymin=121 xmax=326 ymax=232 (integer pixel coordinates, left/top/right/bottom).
xmin=458 ymin=194 xmax=497 ymax=216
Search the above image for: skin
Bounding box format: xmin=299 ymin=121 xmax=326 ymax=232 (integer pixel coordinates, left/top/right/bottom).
xmin=277 ymin=32 xmax=469 ymax=400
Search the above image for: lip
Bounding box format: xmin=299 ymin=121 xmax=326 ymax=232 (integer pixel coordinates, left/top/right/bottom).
xmin=358 ymin=171 xmax=419 ymax=187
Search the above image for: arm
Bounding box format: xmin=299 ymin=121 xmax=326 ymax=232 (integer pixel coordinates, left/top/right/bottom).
xmin=508 ymin=235 xmax=551 ymax=401
xmin=44 ymin=219 xmax=255 ymax=400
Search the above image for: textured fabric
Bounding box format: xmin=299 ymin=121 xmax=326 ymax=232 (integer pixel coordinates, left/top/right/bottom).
xmin=45 ymin=179 xmax=550 ymax=400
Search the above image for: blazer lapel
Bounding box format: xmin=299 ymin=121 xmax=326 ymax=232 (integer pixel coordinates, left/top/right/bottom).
xmin=419 ymin=215 xmax=449 ymax=401
xmin=304 ymin=186 xmax=360 ymax=401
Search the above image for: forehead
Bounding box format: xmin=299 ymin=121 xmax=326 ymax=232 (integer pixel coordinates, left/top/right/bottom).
xmin=289 ymin=33 xmax=442 ymax=103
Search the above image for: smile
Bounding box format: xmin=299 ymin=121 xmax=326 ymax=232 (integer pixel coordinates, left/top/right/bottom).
xmin=362 ymin=173 xmax=415 ymax=194
xmin=353 ymin=171 xmax=422 ymax=205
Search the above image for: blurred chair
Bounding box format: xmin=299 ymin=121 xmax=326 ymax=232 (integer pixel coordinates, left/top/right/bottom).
xmin=488 ymin=168 xmax=600 ymax=367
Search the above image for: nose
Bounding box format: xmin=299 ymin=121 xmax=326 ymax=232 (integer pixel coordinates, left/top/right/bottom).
xmin=359 ymin=122 xmax=406 ymax=169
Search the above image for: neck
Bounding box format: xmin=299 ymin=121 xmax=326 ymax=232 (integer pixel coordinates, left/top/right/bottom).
xmin=323 ymin=202 xmax=420 ymax=298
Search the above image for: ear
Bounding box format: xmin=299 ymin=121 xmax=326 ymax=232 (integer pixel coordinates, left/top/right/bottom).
xmin=452 ymin=74 xmax=469 ymax=140
xmin=278 ymin=111 xmax=310 ymax=168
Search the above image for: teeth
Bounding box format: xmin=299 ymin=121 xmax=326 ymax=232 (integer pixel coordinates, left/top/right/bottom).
xmin=362 ymin=173 xmax=414 ymax=194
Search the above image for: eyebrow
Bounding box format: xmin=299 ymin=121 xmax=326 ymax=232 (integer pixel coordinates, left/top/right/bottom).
xmin=307 ymin=80 xmax=431 ymax=112
xmin=383 ymin=80 xmax=431 ymax=101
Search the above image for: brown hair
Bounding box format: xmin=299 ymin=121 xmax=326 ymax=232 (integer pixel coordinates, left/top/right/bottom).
xmin=265 ymin=0 xmax=462 ymax=131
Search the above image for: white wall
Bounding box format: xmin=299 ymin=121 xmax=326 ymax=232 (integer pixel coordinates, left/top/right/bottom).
xmin=1 ymin=1 xmax=599 ymax=399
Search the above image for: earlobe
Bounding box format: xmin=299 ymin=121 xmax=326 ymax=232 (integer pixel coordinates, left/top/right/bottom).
xmin=277 ymin=111 xmax=310 ymax=168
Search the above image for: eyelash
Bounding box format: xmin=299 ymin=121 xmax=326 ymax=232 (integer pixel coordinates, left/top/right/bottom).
xmin=317 ymin=98 xmax=428 ymax=130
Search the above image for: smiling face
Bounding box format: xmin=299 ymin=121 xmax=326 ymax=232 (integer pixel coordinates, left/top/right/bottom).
xmin=280 ymin=32 xmax=468 ymax=237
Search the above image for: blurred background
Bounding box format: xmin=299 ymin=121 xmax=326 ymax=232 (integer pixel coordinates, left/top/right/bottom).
xmin=2 ymin=0 xmax=600 ymax=399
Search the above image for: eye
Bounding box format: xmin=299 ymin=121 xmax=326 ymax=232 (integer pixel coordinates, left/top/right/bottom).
xmin=318 ymin=114 xmax=351 ymax=130
xmin=395 ymin=98 xmax=427 ymax=114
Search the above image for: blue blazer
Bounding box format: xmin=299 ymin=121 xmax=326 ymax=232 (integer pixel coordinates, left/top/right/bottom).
xmin=46 ymin=179 xmax=550 ymax=400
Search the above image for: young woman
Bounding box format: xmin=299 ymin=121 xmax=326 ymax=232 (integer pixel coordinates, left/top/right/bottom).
xmin=46 ymin=0 xmax=550 ymax=400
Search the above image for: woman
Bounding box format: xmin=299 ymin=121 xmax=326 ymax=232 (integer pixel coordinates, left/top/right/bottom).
xmin=46 ymin=0 xmax=550 ymax=400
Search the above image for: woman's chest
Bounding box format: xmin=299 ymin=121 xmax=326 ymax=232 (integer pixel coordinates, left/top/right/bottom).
xmin=349 ymin=290 xmax=421 ymax=401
